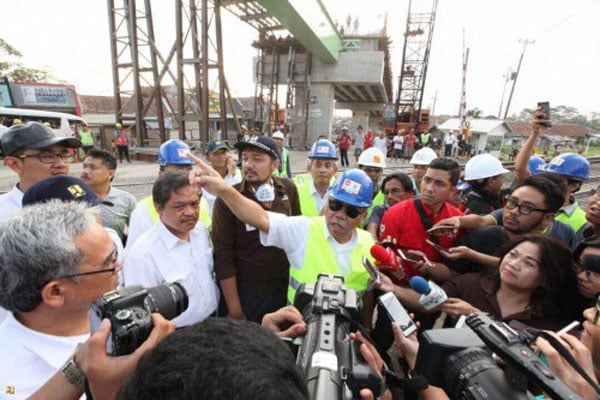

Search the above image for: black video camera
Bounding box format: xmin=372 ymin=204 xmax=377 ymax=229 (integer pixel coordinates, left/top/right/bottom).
xmin=415 ymin=313 xmax=581 ymax=399
xmin=291 ymin=274 xmax=383 ymax=400
xmin=90 ymin=283 xmax=188 ymax=356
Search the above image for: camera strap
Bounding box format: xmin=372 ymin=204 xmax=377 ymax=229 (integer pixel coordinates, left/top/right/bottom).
xmin=533 ymin=330 xmax=600 ymax=394
xmin=384 ymin=369 xmax=429 ymax=392
xmin=413 ymin=199 xmax=439 ymax=245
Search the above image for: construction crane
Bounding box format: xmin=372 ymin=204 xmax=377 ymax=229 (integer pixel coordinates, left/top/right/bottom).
xmin=382 ymin=0 xmax=438 ymax=135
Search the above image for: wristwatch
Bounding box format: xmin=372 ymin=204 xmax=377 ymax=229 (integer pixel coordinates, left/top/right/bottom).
xmin=61 ymin=355 xmax=86 ymax=390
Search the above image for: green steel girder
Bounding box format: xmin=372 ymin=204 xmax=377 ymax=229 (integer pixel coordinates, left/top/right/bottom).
xmin=257 ymin=0 xmax=340 ymax=63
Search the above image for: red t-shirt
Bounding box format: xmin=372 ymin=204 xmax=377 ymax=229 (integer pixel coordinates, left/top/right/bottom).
xmin=378 ymin=199 xmax=463 ymax=284
xmin=404 ymin=133 xmax=416 ymax=147
xmin=339 ymin=133 xmax=351 ymax=150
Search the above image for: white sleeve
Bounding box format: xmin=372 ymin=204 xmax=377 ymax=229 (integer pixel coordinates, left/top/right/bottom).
xmin=126 ymin=203 xmax=153 ymax=250
xmin=259 ymin=212 xmax=311 ymax=268
xmin=225 ymin=168 xmax=242 ymax=186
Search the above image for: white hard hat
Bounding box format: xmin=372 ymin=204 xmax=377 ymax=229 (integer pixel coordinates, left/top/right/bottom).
xmin=464 ymin=154 xmax=509 ymax=181
xmin=272 ymin=131 xmax=284 ymax=139
xmin=358 ymin=147 xmax=386 ymax=168
xmin=410 ymin=147 xmax=438 ymax=166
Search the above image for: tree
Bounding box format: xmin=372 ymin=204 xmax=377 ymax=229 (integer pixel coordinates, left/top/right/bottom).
xmin=466 ymin=108 xmax=483 ymax=118
xmin=510 ymin=105 xmax=600 ymax=130
xmin=0 ymin=38 xmax=52 ymax=82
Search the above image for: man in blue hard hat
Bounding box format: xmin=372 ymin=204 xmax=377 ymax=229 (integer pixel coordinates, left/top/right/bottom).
xmin=297 ymin=139 xmax=338 ymax=216
xmin=188 ymin=156 xmax=376 ymax=320
xmin=126 ymin=139 xmax=211 ymax=248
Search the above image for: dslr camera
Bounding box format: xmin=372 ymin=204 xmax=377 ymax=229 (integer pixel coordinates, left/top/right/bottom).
xmin=415 ymin=313 xmax=580 ymax=399
xmin=90 ymin=282 xmax=188 ymax=356
xmin=291 ymin=274 xmax=383 ymax=400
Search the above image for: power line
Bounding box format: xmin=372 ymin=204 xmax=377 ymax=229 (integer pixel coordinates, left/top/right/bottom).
xmin=534 ymin=0 xmax=600 ymax=40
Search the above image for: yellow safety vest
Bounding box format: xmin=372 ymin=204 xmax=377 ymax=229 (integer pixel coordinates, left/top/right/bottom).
xmin=78 ymin=129 xmax=94 ymax=146
xmin=272 ymin=147 xmax=289 ymax=178
xmin=138 ymin=194 xmax=211 ymax=229
xmin=555 ymin=206 xmax=587 ymax=233
xmin=297 ymin=181 xmax=320 ymax=217
xmin=293 ymin=173 xmax=312 ymax=185
xmin=366 ymin=190 xmax=385 ymax=220
xmin=287 ymin=216 xmax=374 ymax=303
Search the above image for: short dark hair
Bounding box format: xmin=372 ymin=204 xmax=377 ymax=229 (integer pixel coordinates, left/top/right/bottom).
xmin=86 ymin=149 xmax=117 ymax=171
xmin=428 ymin=157 xmax=460 ymax=186
xmin=381 ymin=173 xmax=414 ymax=194
xmin=513 ymin=174 xmax=564 ymax=213
xmin=152 ymin=170 xmax=193 ymax=209
xmin=118 ymin=318 xmax=308 ymax=400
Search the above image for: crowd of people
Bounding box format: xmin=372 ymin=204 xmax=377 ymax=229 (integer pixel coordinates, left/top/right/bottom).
xmin=1 ymin=106 xmax=600 ymax=399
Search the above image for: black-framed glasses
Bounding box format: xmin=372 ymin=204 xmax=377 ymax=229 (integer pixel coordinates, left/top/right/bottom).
xmin=362 ymin=167 xmax=383 ymax=174
xmin=18 ymin=151 xmax=74 ymax=164
xmin=55 ymin=247 xmax=119 ymax=281
xmin=504 ymin=195 xmax=547 ymax=215
xmin=328 ymin=198 xmax=367 ymax=219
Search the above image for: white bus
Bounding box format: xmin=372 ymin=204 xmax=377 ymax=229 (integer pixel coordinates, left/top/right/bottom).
xmin=0 ymin=106 xmax=86 ymax=138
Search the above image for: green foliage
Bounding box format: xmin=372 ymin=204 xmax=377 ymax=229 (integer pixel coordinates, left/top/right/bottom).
xmin=0 ymin=38 xmax=51 ymax=82
xmin=510 ymin=106 xmax=600 ymax=131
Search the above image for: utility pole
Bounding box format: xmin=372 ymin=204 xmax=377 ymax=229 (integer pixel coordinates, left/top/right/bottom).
xmin=503 ymin=39 xmax=534 ymax=120
xmin=430 ymin=90 xmax=438 ymax=117
xmin=497 ymin=68 xmax=512 ymax=119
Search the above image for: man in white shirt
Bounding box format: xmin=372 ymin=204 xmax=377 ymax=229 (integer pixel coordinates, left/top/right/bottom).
xmin=188 ymin=156 xmax=376 ymax=323
xmin=372 ymin=131 xmax=389 ymax=160
xmin=123 ymin=170 xmax=219 ymax=327
xmin=0 ymin=122 xmax=81 ymax=221
xmin=444 ymin=131 xmax=457 ymax=157
xmin=81 ymin=149 xmax=137 ymax=243
xmin=126 ymin=139 xmax=211 ymax=249
xmin=0 ymin=201 xmax=121 ymax=399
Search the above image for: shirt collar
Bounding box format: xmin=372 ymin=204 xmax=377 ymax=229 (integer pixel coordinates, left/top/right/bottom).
xmin=323 ymin=217 xmax=358 ymax=247
xmin=559 ymin=199 xmax=579 ymax=217
xmin=156 ymin=219 xmax=195 ymax=249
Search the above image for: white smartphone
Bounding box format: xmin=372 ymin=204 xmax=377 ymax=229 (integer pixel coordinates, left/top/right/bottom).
xmin=378 ymin=292 xmax=417 ymax=337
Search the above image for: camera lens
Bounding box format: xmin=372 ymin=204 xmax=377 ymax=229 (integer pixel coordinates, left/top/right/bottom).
xmin=445 ymin=348 xmax=508 ymax=399
xmin=144 ymin=282 xmax=189 ymax=320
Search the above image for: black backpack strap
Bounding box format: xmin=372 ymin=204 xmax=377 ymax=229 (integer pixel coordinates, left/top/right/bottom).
xmin=413 ymin=199 xmax=439 ymax=244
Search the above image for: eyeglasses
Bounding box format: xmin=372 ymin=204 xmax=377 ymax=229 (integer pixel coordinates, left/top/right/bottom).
xmin=362 ymin=167 xmax=383 ymax=174
xmin=55 ymin=248 xmax=119 ymax=281
xmin=504 ymin=195 xmax=547 ymax=215
xmin=383 ymin=188 xmax=404 ymax=196
xmin=328 ymin=198 xmax=367 ymax=219
xmin=574 ymin=263 xmax=600 ymax=284
xmin=18 ymin=151 xmax=74 ymax=164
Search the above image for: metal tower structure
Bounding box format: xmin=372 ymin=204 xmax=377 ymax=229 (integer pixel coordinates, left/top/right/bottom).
xmin=107 ymin=0 xmax=229 ymax=148
xmin=394 ymin=0 xmax=438 ymax=133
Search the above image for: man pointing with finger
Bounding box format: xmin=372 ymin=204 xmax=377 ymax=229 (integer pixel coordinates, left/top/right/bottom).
xmin=187 ymin=153 xmax=376 ymax=324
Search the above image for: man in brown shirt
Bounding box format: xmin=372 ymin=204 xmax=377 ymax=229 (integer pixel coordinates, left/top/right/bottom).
xmin=212 ymin=136 xmax=300 ymax=323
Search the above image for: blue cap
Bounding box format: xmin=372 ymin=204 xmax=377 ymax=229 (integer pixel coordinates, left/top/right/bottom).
xmin=206 ymin=140 xmax=229 ymax=154
xmin=22 ymin=176 xmax=113 ymax=207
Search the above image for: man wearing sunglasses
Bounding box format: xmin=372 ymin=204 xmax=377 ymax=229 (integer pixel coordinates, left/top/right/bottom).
xmin=573 ymin=237 xmax=600 ymax=302
xmin=188 ymin=157 xmax=376 ymax=311
xmin=0 ymin=201 xmax=121 ymax=398
xmin=0 ymin=121 xmax=82 ymax=221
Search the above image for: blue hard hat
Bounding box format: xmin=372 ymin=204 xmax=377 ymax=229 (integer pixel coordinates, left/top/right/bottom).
xmin=308 ymin=139 xmax=338 ymax=159
xmin=545 ymin=153 xmax=590 ymax=181
xmin=157 ymin=139 xmax=195 ymax=165
xmin=527 ymin=156 xmax=546 ymax=174
xmin=330 ymin=169 xmax=373 ymax=207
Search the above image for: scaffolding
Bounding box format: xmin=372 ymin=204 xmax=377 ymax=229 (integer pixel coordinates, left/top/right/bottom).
xmin=394 ymin=0 xmax=438 ymax=133
xmin=107 ymin=0 xmax=230 ymax=148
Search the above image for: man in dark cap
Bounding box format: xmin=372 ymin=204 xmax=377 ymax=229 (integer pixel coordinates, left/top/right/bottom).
xmin=0 ymin=121 xmax=81 ymax=220
xmin=211 ymin=135 xmax=300 ymax=323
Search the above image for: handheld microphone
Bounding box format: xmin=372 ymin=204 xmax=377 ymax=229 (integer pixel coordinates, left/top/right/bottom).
xmin=409 ymin=276 xmax=448 ymax=310
xmin=370 ymin=244 xmax=400 ymax=270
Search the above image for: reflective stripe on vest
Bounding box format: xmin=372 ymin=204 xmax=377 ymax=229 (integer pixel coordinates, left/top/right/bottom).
xmin=287 ymin=216 xmax=374 ymax=304
xmin=555 ymin=206 xmax=587 ymax=233
xmin=273 ymin=147 xmax=289 ymax=177
xmin=137 ymin=194 xmax=212 ymax=229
